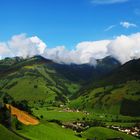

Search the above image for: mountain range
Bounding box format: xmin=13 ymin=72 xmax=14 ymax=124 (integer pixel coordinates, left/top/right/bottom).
xmin=0 ymin=55 xmax=140 ymax=140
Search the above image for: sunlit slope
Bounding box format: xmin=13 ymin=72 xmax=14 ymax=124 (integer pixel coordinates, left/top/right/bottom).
xmin=6 ymin=104 xmax=39 ymax=125
xmin=16 ymin=123 xmax=84 ymax=140
xmin=69 ymin=59 xmax=140 ymax=116
xmin=0 ymin=56 xmax=80 ymax=104
xmin=70 ymin=80 xmax=140 ymax=116
xmin=82 ymin=127 xmax=139 ymax=140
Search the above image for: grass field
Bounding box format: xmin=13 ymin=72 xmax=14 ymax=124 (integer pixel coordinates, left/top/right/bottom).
xmin=15 ymin=123 xmax=139 ymax=140
xmin=16 ymin=123 xmax=84 ymax=140
xmin=3 ymin=76 xmax=56 ymax=102
xmin=82 ymin=127 xmax=139 ymax=140
xmin=32 ymin=107 xmax=87 ymax=121
xmin=32 ymin=106 xmax=140 ymax=124
xmin=0 ymin=124 xmax=22 ymax=140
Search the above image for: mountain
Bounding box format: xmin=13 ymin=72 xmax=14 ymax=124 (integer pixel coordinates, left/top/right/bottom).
xmin=69 ymin=59 xmax=140 ymax=116
xmin=45 ymin=56 xmax=121 ymax=83
xmin=0 ymin=55 xmax=120 ymax=103
xmin=100 ymin=58 xmax=140 ymax=85
xmin=0 ymin=55 xmax=139 ymax=117
xmin=0 ymin=56 xmax=79 ymax=105
xmin=0 ymin=55 xmax=139 ymax=140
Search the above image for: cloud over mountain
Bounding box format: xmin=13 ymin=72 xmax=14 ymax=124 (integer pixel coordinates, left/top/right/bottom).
xmin=0 ymin=34 xmax=46 ymax=59
xmin=43 ymin=40 xmax=110 ymax=65
xmin=0 ymin=33 xmax=140 ymax=65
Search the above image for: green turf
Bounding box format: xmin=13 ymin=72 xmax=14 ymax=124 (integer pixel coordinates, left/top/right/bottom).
xmin=0 ymin=124 xmax=22 ymax=140
xmin=82 ymin=127 xmax=139 ymax=140
xmin=32 ymin=107 xmax=87 ymax=121
xmin=3 ymin=76 xmax=56 ymax=102
xmin=16 ymin=123 xmax=84 ymax=140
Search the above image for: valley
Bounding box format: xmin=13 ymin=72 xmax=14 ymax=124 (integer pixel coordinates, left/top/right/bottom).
xmin=0 ymin=56 xmax=140 ymax=140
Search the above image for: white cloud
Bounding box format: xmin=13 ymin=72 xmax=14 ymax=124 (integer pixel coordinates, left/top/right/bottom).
xmin=1 ymin=33 xmax=140 ymax=65
xmin=0 ymin=42 xmax=13 ymax=58
xmin=0 ymin=34 xmax=47 ymax=59
xmin=43 ymin=40 xmax=110 ymax=65
xmin=107 ymin=33 xmax=140 ymax=63
xmin=91 ymin=0 xmax=129 ymax=5
xmin=104 ymin=25 xmax=116 ymax=31
xmin=43 ymin=33 xmax=140 ymax=65
xmin=120 ymin=21 xmax=137 ymax=28
xmin=30 ymin=36 xmax=46 ymax=54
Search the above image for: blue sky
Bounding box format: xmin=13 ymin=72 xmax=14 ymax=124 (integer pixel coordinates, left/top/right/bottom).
xmin=0 ymin=0 xmax=140 ymax=49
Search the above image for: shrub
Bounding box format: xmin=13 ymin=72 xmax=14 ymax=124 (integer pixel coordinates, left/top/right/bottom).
xmin=34 ymin=85 xmax=38 ymax=88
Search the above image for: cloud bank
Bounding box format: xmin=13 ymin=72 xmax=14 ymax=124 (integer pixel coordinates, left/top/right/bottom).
xmin=0 ymin=34 xmax=46 ymax=59
xmin=0 ymin=33 xmax=140 ymax=65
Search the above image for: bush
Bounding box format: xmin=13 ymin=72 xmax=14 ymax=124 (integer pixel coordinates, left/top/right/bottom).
xmin=15 ymin=119 xmax=22 ymax=130
xmin=34 ymin=85 xmax=38 ymax=88
xmin=3 ymin=94 xmax=14 ymax=104
xmin=0 ymin=105 xmax=11 ymax=128
xmin=5 ymin=81 xmax=18 ymax=89
xmin=13 ymin=100 xmax=32 ymax=114
xmin=120 ymin=98 xmax=140 ymax=116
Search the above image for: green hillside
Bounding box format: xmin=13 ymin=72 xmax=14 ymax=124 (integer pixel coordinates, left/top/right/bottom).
xmin=0 ymin=56 xmax=81 ymax=106
xmin=69 ymin=80 xmax=140 ymax=116
xmin=69 ymin=59 xmax=140 ymax=116
xmin=16 ymin=123 xmax=84 ymax=140
xmin=0 ymin=56 xmax=140 ymax=140
xmin=0 ymin=124 xmax=22 ymax=140
xmin=82 ymin=127 xmax=139 ymax=140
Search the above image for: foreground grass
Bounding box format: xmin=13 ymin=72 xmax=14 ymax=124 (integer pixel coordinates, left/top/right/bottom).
xmin=0 ymin=124 xmax=22 ymax=140
xmin=82 ymin=127 xmax=139 ymax=140
xmin=15 ymin=123 xmax=139 ymax=140
xmin=17 ymin=122 xmax=84 ymax=140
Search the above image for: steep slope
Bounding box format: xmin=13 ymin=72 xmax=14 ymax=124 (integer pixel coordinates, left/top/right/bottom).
xmin=51 ymin=56 xmax=120 ymax=83
xmin=69 ymin=59 xmax=140 ymax=116
xmin=92 ymin=58 xmax=140 ymax=87
xmin=70 ymin=80 xmax=140 ymax=115
xmin=0 ymin=56 xmax=120 ymax=104
xmin=0 ymin=56 xmax=81 ymax=106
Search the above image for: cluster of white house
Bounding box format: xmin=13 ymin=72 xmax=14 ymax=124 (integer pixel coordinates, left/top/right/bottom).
xmin=108 ymin=126 xmax=140 ymax=137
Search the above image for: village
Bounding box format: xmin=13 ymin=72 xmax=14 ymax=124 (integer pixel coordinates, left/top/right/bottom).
xmin=108 ymin=125 xmax=140 ymax=138
xmin=58 ymin=106 xmax=140 ymax=138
